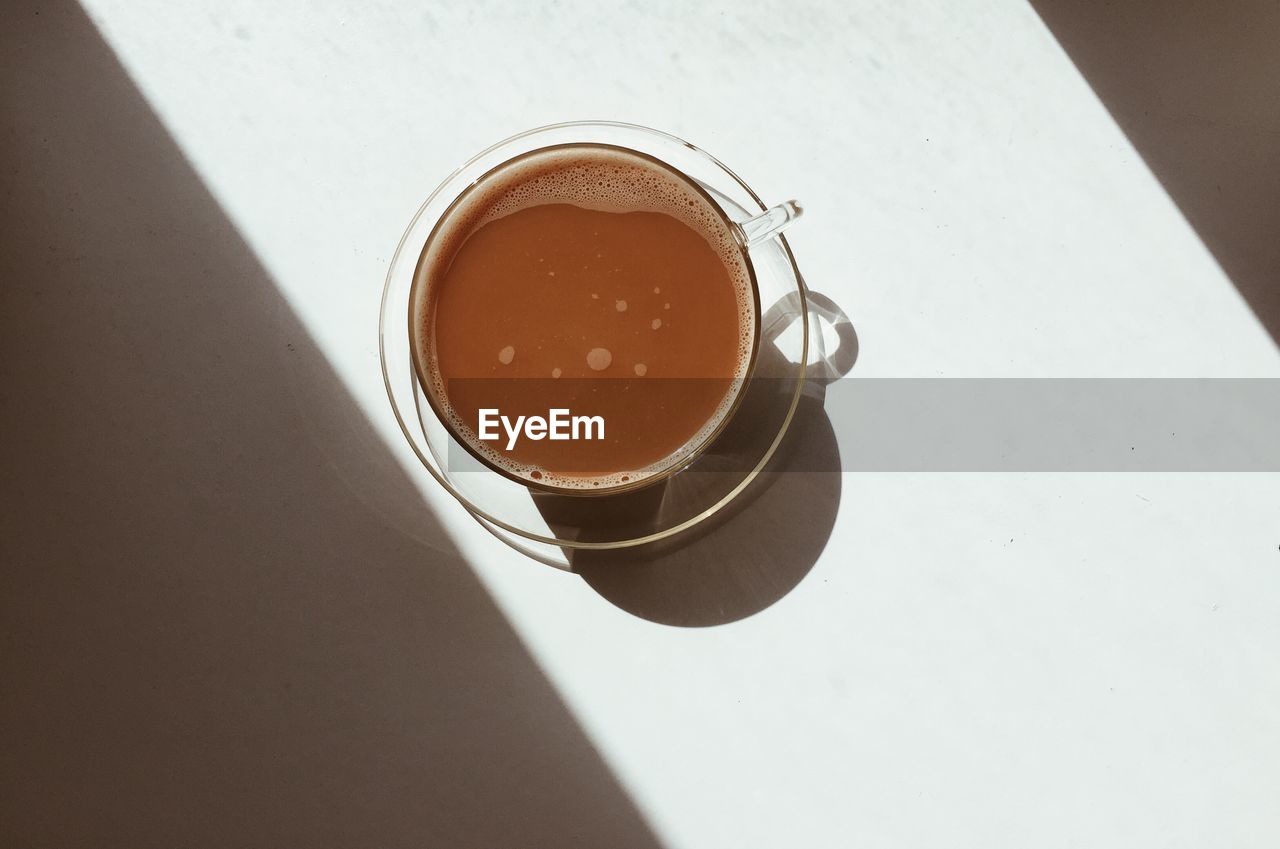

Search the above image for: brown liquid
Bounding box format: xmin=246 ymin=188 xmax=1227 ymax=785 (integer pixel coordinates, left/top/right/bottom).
xmin=412 ymin=145 xmax=755 ymax=490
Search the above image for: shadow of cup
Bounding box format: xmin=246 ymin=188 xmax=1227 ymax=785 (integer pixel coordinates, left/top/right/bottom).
xmin=555 ymin=286 xmax=860 ymax=626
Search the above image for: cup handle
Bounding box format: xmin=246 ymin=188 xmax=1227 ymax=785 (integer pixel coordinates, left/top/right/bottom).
xmin=737 ymin=200 xmax=803 ymax=248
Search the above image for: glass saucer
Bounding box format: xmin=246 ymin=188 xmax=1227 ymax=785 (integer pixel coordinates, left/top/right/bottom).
xmin=380 ymin=121 xmax=809 ymax=549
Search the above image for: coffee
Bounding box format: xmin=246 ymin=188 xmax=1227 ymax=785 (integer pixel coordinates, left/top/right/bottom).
xmin=411 ymin=144 xmax=756 ymax=490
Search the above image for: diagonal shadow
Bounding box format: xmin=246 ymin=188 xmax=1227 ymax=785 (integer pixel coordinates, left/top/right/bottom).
xmin=1028 ymin=0 xmax=1280 ymax=348
xmin=0 ymin=3 xmax=662 ymax=847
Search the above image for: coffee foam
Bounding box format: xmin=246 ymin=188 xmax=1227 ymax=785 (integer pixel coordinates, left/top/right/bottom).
xmin=414 ymin=145 xmax=756 ymax=491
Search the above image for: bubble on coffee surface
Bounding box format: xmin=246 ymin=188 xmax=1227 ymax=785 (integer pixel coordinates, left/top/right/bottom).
xmin=615 ymin=299 xmax=627 ymax=312
xmin=497 ymin=345 xmax=515 ymax=365
xmin=415 ymin=145 xmax=756 ymax=491
xmin=586 ymin=347 xmax=612 ymax=371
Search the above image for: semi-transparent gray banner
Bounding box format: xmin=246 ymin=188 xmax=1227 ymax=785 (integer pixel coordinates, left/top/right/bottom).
xmin=439 ymin=378 xmax=1280 ymax=472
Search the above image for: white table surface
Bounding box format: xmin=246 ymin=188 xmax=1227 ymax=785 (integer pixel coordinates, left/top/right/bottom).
xmin=49 ymin=1 xmax=1280 ymax=845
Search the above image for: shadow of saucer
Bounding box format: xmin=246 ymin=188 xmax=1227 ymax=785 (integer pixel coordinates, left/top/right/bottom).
xmin=563 ymin=286 xmax=858 ymax=627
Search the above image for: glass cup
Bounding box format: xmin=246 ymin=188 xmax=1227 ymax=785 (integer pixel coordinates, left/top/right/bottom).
xmin=404 ymin=127 xmax=801 ymax=497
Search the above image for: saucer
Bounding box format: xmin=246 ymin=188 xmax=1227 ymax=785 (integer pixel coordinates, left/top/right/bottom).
xmin=380 ymin=121 xmax=809 ymax=549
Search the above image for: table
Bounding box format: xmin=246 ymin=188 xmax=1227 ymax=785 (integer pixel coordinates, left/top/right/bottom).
xmin=7 ymin=1 xmax=1279 ymax=846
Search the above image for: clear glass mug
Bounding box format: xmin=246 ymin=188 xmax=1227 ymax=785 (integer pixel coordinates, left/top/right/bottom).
xmin=381 ymin=121 xmax=811 ymax=544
